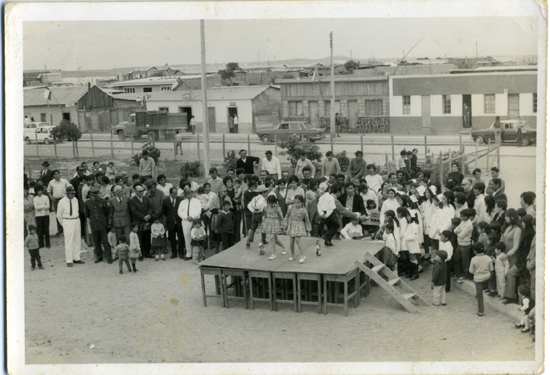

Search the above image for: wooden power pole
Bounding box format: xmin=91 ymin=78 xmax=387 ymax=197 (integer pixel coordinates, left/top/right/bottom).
xmin=200 ymin=20 xmax=210 ymax=175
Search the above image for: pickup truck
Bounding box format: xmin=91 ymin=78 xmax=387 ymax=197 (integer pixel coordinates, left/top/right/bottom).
xmin=471 ymin=119 xmax=536 ymax=146
xmin=112 ymin=111 xmax=188 ymax=141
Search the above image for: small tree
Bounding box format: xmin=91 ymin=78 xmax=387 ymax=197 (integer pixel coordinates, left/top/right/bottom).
xmin=277 ymin=135 xmax=323 ymax=170
xmin=51 ymin=120 xmax=82 ymax=157
xmin=344 ymin=60 xmax=359 ymax=72
xmin=220 ymin=62 xmax=242 ymax=86
xmin=222 ymin=150 xmax=238 ymax=172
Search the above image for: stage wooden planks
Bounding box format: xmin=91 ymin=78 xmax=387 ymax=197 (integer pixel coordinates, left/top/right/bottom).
xmin=199 ymin=236 xmax=384 ymax=315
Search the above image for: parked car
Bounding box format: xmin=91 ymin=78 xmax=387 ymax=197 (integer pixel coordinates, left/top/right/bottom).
xmin=470 ymin=119 xmax=536 ymax=146
xmin=258 ymin=121 xmax=325 ymax=144
xmin=24 ymin=125 xmax=55 ymax=144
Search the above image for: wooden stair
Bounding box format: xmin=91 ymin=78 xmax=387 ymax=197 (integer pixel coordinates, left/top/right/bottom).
xmin=355 ymin=253 xmax=430 ymax=313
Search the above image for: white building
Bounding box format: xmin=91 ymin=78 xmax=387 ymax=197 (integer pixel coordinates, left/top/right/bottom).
xmin=144 ymin=85 xmax=281 ymax=134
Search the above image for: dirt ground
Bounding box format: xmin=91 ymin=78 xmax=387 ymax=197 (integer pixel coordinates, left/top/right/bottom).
xmin=24 ymin=217 xmax=535 ymax=365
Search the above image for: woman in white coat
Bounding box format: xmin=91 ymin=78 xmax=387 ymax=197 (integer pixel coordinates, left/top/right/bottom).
xmin=404 ymin=209 xmax=421 ymax=280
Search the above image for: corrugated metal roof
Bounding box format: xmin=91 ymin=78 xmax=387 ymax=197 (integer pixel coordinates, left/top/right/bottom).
xmin=24 ymin=86 xmax=88 ymax=107
xmin=110 ymin=75 xmax=204 ymax=87
xmin=146 ymin=85 xmax=278 ymax=102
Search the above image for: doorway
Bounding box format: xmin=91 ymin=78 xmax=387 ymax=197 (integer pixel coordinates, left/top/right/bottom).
xmin=508 ymin=94 xmax=519 ymax=118
xmin=348 ymin=100 xmax=358 ymax=129
xmin=228 ymin=107 xmax=238 ymax=133
xmin=208 ymin=107 xmax=216 ymax=133
xmin=62 ymin=112 xmax=71 ymax=122
xmin=462 ymin=94 xmax=471 ymax=128
xmin=421 ymin=95 xmax=431 ymax=128
xmin=179 ymin=107 xmax=192 ymax=132
xmin=308 ymin=101 xmax=319 ymax=127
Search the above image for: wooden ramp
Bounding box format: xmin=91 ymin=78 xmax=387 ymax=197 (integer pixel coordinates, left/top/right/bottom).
xmin=355 ymin=253 xmax=429 ymax=313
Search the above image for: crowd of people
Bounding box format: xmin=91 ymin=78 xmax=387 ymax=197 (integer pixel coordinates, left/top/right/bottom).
xmin=23 ymin=148 xmax=537 ymax=336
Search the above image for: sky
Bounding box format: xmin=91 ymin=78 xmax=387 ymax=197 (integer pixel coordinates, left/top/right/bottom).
xmin=23 ymin=17 xmax=538 ymax=71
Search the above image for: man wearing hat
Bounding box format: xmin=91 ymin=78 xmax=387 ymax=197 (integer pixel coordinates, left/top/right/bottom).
xmin=246 ymin=185 xmax=269 ymax=250
xmin=56 ymin=186 xmax=84 ymax=267
xmin=129 ymin=184 xmax=154 ymax=260
xmin=85 ymin=187 xmax=113 ymax=264
xmin=40 ymin=161 xmax=54 ymax=186
xmin=348 ymin=151 xmax=367 ymax=184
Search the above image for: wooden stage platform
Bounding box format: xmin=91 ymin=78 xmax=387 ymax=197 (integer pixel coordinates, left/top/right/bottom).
xmin=199 ymin=236 xmax=384 ymax=315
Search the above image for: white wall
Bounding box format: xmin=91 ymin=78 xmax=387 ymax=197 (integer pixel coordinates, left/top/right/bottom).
xmin=146 ymin=99 xmax=254 ymax=132
xmin=429 ymin=94 xmax=462 ymax=117
xmin=471 ymin=93 xmax=509 ymax=117
xmin=519 ymin=93 xmax=536 ymax=116
xmin=389 ymin=94 xmax=422 ymax=117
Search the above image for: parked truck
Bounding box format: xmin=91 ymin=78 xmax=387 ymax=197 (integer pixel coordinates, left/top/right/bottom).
xmin=112 ymin=111 xmax=188 ymax=141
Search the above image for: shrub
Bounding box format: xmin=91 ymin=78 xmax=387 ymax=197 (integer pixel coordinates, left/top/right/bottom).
xmin=277 ymin=134 xmax=323 ymax=169
xmin=334 ymin=151 xmax=350 ymax=173
xmin=180 ymin=161 xmax=202 ymax=178
xmin=131 ymin=141 xmax=161 ymax=166
xmin=50 ymin=120 xmax=82 ymax=141
xmin=222 ymin=150 xmax=238 ymax=171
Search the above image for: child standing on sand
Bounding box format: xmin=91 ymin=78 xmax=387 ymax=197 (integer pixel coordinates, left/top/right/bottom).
xmin=261 ymin=195 xmax=287 ymax=260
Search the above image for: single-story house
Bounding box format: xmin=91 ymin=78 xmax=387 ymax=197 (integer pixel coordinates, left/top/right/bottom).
xmin=24 ymin=85 xmax=88 ymax=126
xmin=389 ymin=70 xmax=538 ymax=134
xmin=144 ymin=85 xmax=281 ymax=134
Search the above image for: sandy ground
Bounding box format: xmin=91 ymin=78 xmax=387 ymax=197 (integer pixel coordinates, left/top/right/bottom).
xmin=24 ymin=217 xmax=535 ymax=365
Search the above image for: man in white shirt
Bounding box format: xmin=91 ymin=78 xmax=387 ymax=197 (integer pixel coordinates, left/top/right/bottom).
xmin=47 ymin=170 xmax=72 ymax=236
xmin=56 ymin=186 xmax=84 ymax=267
xmin=365 ymin=164 xmax=384 ymax=194
xmin=317 ymin=183 xmax=338 ymax=246
xmin=246 ymin=185 xmax=268 ymax=251
xmin=232 ymin=114 xmax=239 ymax=133
xmin=261 ymin=150 xmax=282 ymax=180
xmin=178 ymin=189 xmax=202 ymax=257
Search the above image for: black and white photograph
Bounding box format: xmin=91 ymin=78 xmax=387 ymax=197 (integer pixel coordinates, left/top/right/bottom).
xmin=6 ymin=1 xmax=547 ymax=374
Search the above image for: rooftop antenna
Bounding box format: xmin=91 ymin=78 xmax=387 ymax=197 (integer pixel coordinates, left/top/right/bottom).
xmin=393 ymin=36 xmax=425 ymax=75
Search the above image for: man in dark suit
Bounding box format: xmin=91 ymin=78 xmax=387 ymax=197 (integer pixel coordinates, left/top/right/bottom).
xmin=70 ymin=166 xmax=86 ymax=199
xmin=110 ymin=185 xmax=132 ymax=246
xmin=338 ymin=182 xmax=367 ymax=228
xmin=461 ymin=177 xmax=476 ymax=209
xmin=236 ymin=149 xmax=260 ymax=175
xmin=491 ymin=199 xmax=507 ymax=234
xmin=85 ymin=187 xmax=113 ymax=264
xmin=40 ymin=161 xmax=54 ymax=186
xmin=162 ymin=187 xmax=185 ymax=259
xmin=128 ymin=184 xmax=153 ymax=260
xmin=489 ymin=178 xmax=508 ymax=203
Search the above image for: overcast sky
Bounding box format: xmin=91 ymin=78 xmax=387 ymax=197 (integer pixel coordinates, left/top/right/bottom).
xmin=23 ymin=17 xmax=538 ymax=71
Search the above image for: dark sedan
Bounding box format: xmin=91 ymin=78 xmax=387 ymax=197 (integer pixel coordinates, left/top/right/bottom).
xmin=257 ymin=121 xmax=325 ymax=144
xmin=471 ymin=119 xmax=536 ymax=146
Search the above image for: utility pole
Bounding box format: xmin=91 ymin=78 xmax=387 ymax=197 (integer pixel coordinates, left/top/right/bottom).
xmin=476 ymin=42 xmax=478 ymax=60
xmin=258 ymin=52 xmax=260 ymax=63
xmin=350 ymin=50 xmax=352 ymax=59
xmin=200 ymin=20 xmax=210 ymax=175
xmin=330 ymin=32 xmax=336 ymax=138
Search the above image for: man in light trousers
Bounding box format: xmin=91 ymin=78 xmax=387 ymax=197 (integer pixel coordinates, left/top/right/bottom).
xmin=56 ymin=186 xmax=84 ymax=267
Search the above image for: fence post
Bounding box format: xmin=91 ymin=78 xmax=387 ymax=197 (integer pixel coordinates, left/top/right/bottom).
xmin=247 ymin=134 xmax=251 ymax=155
xmin=173 ymin=139 xmax=177 ymax=160
xmin=274 ymin=134 xmax=278 ymax=156
xmin=222 ymin=133 xmax=226 ymax=160
xmin=131 ymin=137 xmax=134 ymax=157
xmin=497 ymin=143 xmax=500 ymax=170
xmin=385 ymin=152 xmax=389 ymax=173
xmin=330 ymin=132 xmax=334 ymax=153
xmin=90 ymin=133 xmax=95 ymax=158
xmin=35 ymin=131 xmax=39 ymax=156
xmin=459 ymin=134 xmax=465 ymax=175
xmin=424 ymin=135 xmax=428 ymax=159
xmin=391 ymin=135 xmax=395 ymax=161
xmin=53 ymin=136 xmax=58 ymax=158
xmin=110 ymin=131 xmax=114 ymax=159
xmin=486 ymin=142 xmax=490 ymax=171
xmin=439 ymin=150 xmax=443 ymax=186
xmin=474 ymin=140 xmax=478 ymax=170
xmin=360 ymin=134 xmax=364 ymax=155
xmin=197 ymin=134 xmax=201 ymax=162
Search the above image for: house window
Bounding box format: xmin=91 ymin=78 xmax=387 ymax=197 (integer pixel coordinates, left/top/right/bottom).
xmin=533 ymin=93 xmax=537 ymax=113
xmin=484 ymin=94 xmax=495 ymax=113
xmin=124 ymin=88 xmax=135 ymax=93
xmin=143 ymin=87 xmax=153 ymax=93
xmin=161 ymin=86 xmax=171 ymax=91
xmin=288 ymin=101 xmax=304 ymax=116
xmin=402 ymin=96 xmax=411 ymax=115
xmin=40 ymin=113 xmax=47 ymax=122
xmin=365 ymin=99 xmax=383 ymax=116
xmin=442 ymin=95 xmax=451 ymax=114
xmin=158 ymin=107 xmax=169 ymax=112
xmin=324 ymin=100 xmax=341 ymax=116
